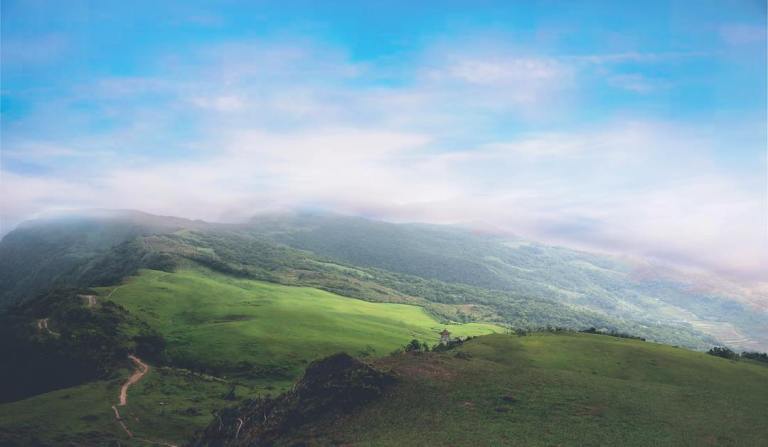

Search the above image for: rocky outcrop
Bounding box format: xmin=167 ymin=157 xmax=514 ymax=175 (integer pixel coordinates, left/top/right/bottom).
xmin=189 ymin=353 xmax=394 ymax=446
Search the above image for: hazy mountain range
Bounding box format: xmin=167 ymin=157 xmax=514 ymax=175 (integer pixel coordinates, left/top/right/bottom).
xmin=2 ymin=209 xmax=765 ymax=351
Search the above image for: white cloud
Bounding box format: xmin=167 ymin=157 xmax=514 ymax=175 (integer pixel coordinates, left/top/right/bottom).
xmin=417 ymin=50 xmax=574 ymax=113
xmin=1 ymin=38 xmax=765 ymax=283
xmin=428 ymin=57 xmax=567 ymax=86
xmin=3 ymin=119 xmax=765 ymax=282
xmin=568 ymin=51 xmax=706 ymax=64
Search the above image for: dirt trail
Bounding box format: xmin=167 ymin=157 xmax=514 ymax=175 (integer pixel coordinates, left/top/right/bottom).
xmin=111 ymin=405 xmax=133 ymax=438
xmin=119 ymin=355 xmax=149 ymax=406
xmin=36 ymin=318 xmax=59 ymax=336
xmin=111 ymin=355 xmax=178 ymax=446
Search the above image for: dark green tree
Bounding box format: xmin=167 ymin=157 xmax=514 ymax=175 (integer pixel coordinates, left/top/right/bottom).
xmin=707 ymin=346 xmax=739 ymax=360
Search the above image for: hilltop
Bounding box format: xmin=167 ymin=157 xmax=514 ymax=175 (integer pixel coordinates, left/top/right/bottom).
xmin=192 ymin=332 xmax=768 ymax=446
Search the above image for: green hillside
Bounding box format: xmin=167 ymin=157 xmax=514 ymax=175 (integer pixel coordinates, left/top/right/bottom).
xmin=1 ymin=211 xmax=766 ymax=445
xmin=102 ymin=267 xmax=503 ymax=386
xmin=0 ymin=211 xmax=738 ymax=350
xmin=0 ymin=210 xmax=204 ymax=306
xmin=248 ymin=212 xmax=768 ymax=352
xmin=0 ymin=361 xmax=250 ymax=446
xmin=210 ymin=333 xmax=768 ymax=447
xmin=0 ymin=268 xmax=501 ymax=445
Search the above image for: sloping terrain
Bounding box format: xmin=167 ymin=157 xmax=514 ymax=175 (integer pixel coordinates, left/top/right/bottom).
xmin=0 ymin=288 xmax=164 ymax=402
xmin=0 ymin=362 xmax=246 ymax=446
xmin=191 ymin=353 xmax=395 ymax=446
xmin=0 ymin=210 xmax=739 ymax=350
xmin=247 ymin=212 xmax=768 ymax=351
xmin=195 ymin=333 xmax=768 ymax=447
xmin=0 ymin=211 xmax=766 ymax=446
xmin=0 ymin=210 xmax=204 ymax=306
xmin=102 ymin=267 xmax=503 ymax=386
xmin=0 ymin=268 xmax=499 ymax=446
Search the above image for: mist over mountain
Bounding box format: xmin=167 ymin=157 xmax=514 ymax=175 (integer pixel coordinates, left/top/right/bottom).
xmin=2 ymin=209 xmax=765 ymax=352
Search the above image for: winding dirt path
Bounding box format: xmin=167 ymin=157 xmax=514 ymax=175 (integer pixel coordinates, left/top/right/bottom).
xmin=119 ymin=355 xmax=149 ymax=406
xmin=111 ymin=355 xmax=178 ymax=446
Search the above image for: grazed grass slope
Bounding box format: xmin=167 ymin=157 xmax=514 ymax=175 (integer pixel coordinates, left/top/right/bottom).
xmin=276 ymin=333 xmax=768 ymax=447
xmin=103 ymin=268 xmax=502 ymax=386
xmin=0 ymin=365 xmax=250 ymax=446
xmin=0 ymin=268 xmax=501 ymax=446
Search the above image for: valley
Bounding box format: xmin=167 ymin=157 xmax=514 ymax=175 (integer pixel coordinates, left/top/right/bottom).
xmin=100 ymin=267 xmax=503 ymax=387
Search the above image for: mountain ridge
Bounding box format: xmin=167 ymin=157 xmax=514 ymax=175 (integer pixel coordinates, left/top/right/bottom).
xmin=1 ymin=209 xmax=765 ymax=351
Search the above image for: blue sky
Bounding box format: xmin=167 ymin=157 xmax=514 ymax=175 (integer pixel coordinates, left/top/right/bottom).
xmin=1 ymin=0 xmax=766 ymax=280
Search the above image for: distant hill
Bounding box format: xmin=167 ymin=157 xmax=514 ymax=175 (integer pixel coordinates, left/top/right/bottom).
xmin=0 ymin=210 xmax=207 ymax=305
xmin=192 ymin=332 xmax=768 ymax=447
xmin=1 ymin=210 xmax=765 ymax=351
xmin=247 ymin=212 xmax=768 ymax=351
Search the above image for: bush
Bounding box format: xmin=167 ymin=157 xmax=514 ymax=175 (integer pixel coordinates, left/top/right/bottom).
xmin=707 ymin=346 xmax=739 ymax=360
xmin=404 ymin=339 xmax=430 ymax=353
xmin=580 ymin=327 xmax=646 ymax=341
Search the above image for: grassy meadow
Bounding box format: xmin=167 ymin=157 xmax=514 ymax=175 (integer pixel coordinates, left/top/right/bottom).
xmin=285 ymin=333 xmax=768 ymax=446
xmin=0 ymin=363 xmax=253 ymax=446
xmin=1 ymin=267 xmax=502 ymax=446
xmin=5 ymin=268 xmax=765 ymax=446
xmin=101 ymin=268 xmax=502 ymax=386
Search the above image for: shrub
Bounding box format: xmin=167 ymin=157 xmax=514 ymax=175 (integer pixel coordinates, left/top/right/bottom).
xmin=580 ymin=327 xmax=646 ymax=341
xmin=707 ymin=346 xmax=739 ymax=360
xmin=404 ymin=339 xmax=430 ymax=353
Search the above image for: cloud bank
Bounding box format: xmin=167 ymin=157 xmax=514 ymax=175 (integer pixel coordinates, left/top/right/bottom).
xmin=2 ymin=25 xmax=766 ymax=283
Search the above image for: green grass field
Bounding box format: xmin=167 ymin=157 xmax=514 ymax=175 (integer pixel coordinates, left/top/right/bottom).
xmin=1 ymin=267 xmax=502 ymax=446
xmin=102 ymin=268 xmax=502 ymax=386
xmin=0 ymin=364 xmax=252 ymax=446
xmin=283 ymin=333 xmax=768 ymax=446
xmin=5 ymin=269 xmax=765 ymax=446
